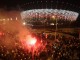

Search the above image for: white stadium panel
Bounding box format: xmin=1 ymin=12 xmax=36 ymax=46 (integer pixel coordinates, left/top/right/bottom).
xmin=21 ymin=9 xmax=79 ymax=21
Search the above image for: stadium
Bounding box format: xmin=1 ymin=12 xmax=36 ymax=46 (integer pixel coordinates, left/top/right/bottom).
xmin=21 ymin=9 xmax=79 ymax=27
xmin=0 ymin=0 xmax=80 ymax=60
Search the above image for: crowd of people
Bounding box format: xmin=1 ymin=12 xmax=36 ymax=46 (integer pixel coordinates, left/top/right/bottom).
xmin=0 ymin=30 xmax=80 ymax=60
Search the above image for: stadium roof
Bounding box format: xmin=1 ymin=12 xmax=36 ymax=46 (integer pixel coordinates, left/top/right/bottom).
xmin=21 ymin=9 xmax=79 ymax=21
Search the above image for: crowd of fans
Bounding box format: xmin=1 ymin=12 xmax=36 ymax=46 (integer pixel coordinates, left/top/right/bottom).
xmin=0 ymin=30 xmax=80 ymax=60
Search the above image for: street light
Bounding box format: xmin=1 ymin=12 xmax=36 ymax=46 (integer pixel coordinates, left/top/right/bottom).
xmin=22 ymin=22 xmax=26 ymax=25
xmin=52 ymin=16 xmax=57 ymax=40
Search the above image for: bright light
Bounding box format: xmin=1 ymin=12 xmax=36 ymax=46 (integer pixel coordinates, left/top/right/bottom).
xmin=29 ymin=38 xmax=37 ymax=45
xmin=11 ymin=18 xmax=12 ymax=20
xmin=16 ymin=17 xmax=17 ymax=20
xmin=26 ymin=35 xmax=37 ymax=46
xmin=52 ymin=16 xmax=55 ymax=19
xmin=20 ymin=35 xmax=46 ymax=53
xmin=50 ymin=23 xmax=54 ymax=25
xmin=3 ymin=19 xmax=5 ymax=21
xmin=23 ymin=22 xmax=26 ymax=25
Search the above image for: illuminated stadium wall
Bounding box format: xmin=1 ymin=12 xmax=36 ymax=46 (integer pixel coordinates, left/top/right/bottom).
xmin=21 ymin=9 xmax=79 ymax=27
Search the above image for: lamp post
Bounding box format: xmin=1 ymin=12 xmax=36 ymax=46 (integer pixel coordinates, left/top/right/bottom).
xmin=52 ymin=16 xmax=57 ymax=40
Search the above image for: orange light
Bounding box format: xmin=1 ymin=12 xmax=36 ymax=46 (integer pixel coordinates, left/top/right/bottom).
xmin=52 ymin=16 xmax=55 ymax=19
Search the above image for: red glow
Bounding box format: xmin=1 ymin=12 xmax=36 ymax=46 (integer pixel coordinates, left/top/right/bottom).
xmin=0 ymin=32 xmax=2 ymax=35
xmin=20 ymin=34 xmax=46 ymax=53
xmin=0 ymin=32 xmax=3 ymax=36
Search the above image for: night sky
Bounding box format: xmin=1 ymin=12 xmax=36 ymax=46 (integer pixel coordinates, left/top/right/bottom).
xmin=0 ymin=0 xmax=80 ymax=8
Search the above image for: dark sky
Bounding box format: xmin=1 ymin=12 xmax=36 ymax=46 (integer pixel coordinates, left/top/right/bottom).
xmin=0 ymin=0 xmax=80 ymax=13
xmin=0 ymin=0 xmax=80 ymax=7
